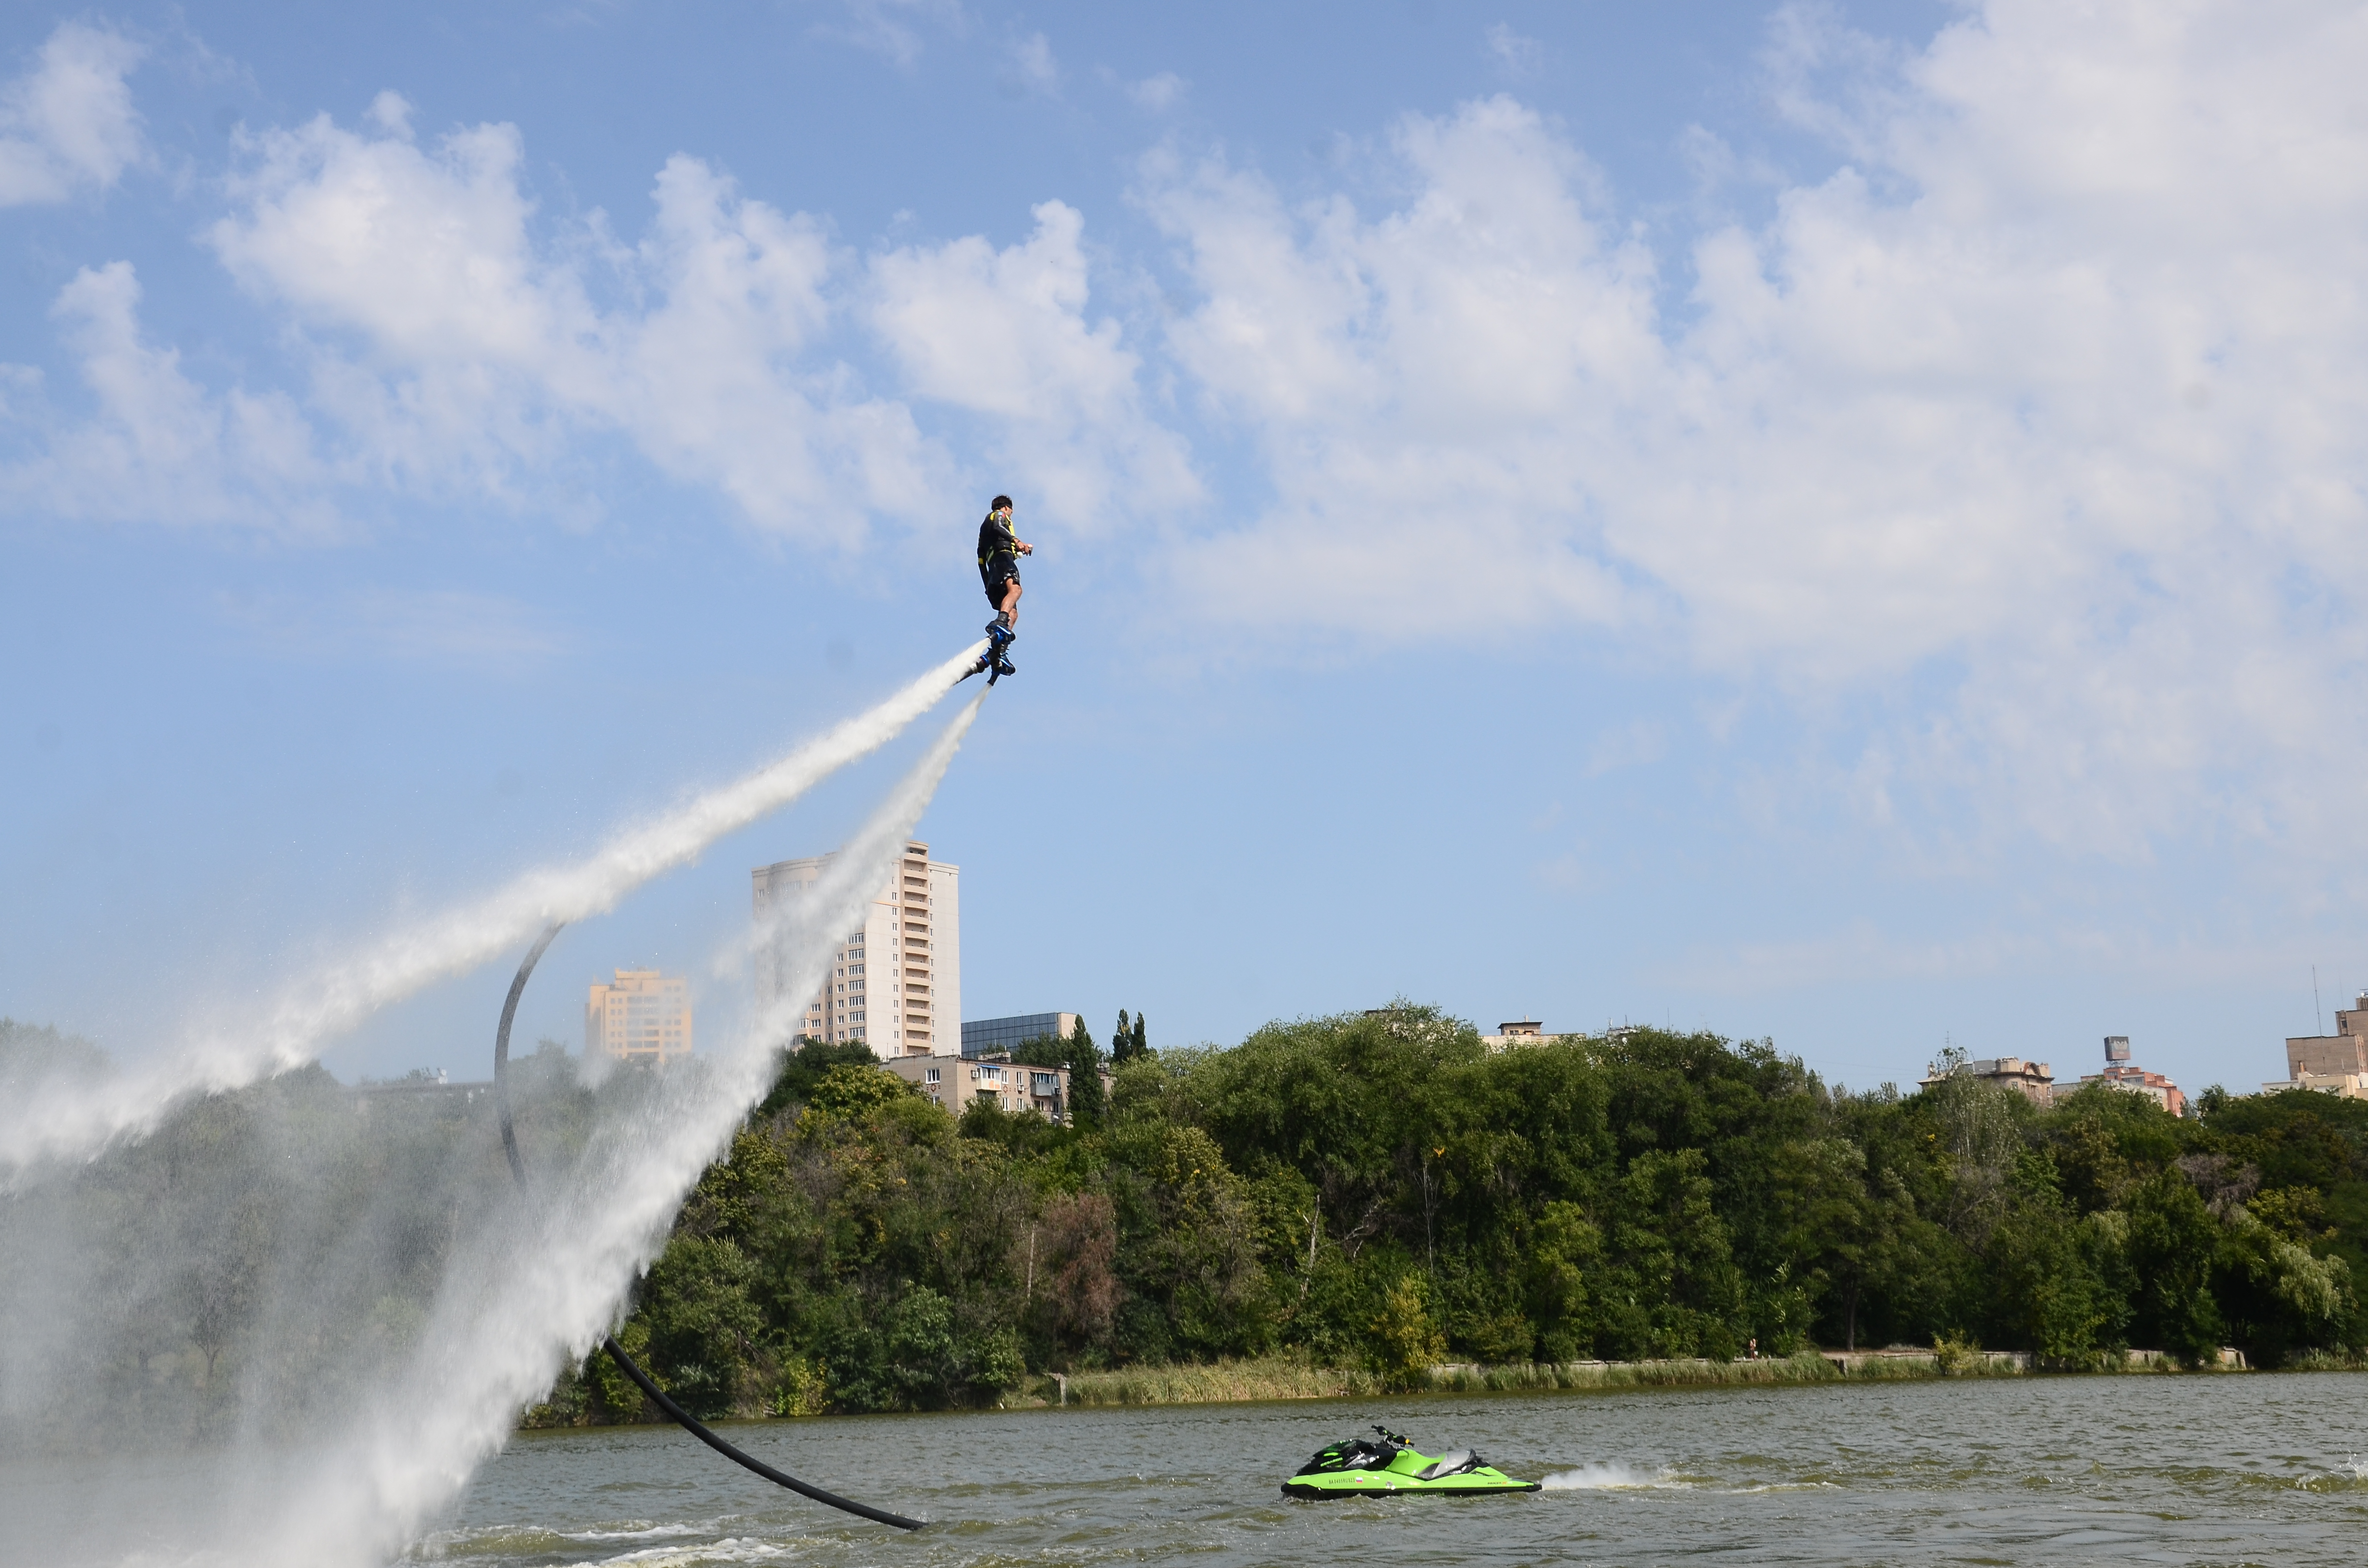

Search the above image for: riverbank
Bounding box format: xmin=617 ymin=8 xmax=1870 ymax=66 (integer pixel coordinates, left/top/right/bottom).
xmin=1002 ymin=1345 xmax=2273 ymax=1409
xmin=518 ymin=1344 xmax=2350 ymax=1431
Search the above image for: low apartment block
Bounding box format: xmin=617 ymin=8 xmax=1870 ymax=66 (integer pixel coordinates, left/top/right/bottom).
xmin=885 ymin=1055 xmax=1071 ymax=1121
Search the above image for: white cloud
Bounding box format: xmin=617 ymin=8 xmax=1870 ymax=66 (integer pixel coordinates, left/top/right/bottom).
xmin=807 ymin=0 xmax=963 ymax=68
xmin=203 ymin=112 xmax=943 ymax=538
xmin=1009 ymin=32 xmax=1058 ymax=95
xmin=1128 ymin=72 xmax=1186 ymax=112
xmin=10 ymin=0 xmax=2359 ymax=870
xmin=8 ymin=104 xmax=1204 ymax=547
xmin=0 ymin=21 xmax=145 ymax=205
xmin=218 ymin=586 xmax=567 ymax=665
xmin=365 ymin=89 xmax=413 ymax=139
xmin=1586 ymin=719 xmax=1667 ymax=777
xmin=1141 ymin=0 xmax=2368 ymax=855
xmin=868 ymin=199 xmax=1196 ymax=530
xmin=0 ymin=261 xmax=332 ymax=529
xmin=1142 ymin=97 xmax=1652 ymax=633
xmin=1483 ymin=23 xmax=1542 ymax=78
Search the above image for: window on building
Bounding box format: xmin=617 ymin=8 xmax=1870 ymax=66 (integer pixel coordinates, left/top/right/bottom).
xmin=925 ymin=1067 xmax=940 ymax=1083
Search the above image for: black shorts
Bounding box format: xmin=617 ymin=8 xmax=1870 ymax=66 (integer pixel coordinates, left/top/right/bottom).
xmin=982 ymin=565 xmax=1019 ymax=607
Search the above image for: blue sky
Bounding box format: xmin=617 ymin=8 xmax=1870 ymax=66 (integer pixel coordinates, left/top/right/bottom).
xmin=6 ymin=0 xmax=2366 ymax=1101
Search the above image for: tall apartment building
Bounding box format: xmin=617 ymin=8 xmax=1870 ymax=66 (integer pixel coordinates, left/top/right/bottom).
xmin=750 ymin=841 xmax=961 ymax=1056
xmin=585 ymin=969 xmax=693 ymax=1065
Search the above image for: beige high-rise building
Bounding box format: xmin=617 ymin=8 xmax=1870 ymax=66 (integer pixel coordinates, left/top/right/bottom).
xmin=750 ymin=841 xmax=960 ymax=1056
xmin=586 ymin=969 xmax=693 ymax=1065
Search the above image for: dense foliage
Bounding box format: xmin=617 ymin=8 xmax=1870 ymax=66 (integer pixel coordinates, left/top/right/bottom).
xmin=12 ymin=1010 xmax=2365 ymax=1437
xmin=543 ymin=1010 xmax=2368 ymax=1422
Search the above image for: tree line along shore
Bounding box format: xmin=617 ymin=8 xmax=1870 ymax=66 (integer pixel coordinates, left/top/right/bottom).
xmin=522 ymin=1007 xmax=2368 ymax=1426
xmin=6 ymin=1010 xmax=2363 ymax=1447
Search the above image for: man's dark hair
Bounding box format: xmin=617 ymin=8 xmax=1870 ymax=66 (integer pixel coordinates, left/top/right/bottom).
xmin=990 ymin=495 xmax=1012 ymax=512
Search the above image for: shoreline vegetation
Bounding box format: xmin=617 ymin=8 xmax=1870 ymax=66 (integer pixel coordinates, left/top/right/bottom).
xmin=518 ymin=1008 xmax=2368 ymax=1433
xmin=1032 ymin=1348 xmax=2038 ymax=1408
xmin=8 ymin=1011 xmax=2363 ymax=1446
xmin=1023 ymin=1346 xmax=2368 ymax=1410
xmin=529 ymin=1347 xmax=2368 ymax=1429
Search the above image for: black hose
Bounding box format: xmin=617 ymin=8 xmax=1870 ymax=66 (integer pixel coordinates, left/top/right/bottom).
xmin=493 ymin=920 xmax=924 ymax=1531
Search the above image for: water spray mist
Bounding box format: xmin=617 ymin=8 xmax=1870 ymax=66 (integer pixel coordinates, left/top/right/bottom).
xmin=239 ymin=690 xmax=988 ymax=1567
xmin=0 ymin=647 xmax=988 ymax=1180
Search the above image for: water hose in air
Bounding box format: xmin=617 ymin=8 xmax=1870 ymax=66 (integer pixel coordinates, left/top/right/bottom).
xmin=493 ymin=920 xmax=924 ymax=1531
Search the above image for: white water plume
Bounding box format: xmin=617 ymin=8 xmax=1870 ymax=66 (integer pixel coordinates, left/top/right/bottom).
xmin=1539 ymin=1460 xmax=1682 ymax=1489
xmin=0 ymin=645 xmax=987 ymax=1180
xmin=241 ymin=689 xmax=987 ymax=1568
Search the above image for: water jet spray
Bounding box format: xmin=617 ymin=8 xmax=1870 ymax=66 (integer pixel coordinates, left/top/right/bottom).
xmin=0 ymin=644 xmax=989 ymax=1180
xmin=492 ymin=919 xmax=923 ymax=1531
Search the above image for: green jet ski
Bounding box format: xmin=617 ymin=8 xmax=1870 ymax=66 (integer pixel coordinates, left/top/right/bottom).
xmin=1282 ymin=1425 xmax=1541 ymax=1499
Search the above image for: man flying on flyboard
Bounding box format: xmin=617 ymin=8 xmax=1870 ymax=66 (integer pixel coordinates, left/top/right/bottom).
xmin=963 ymin=493 xmax=1030 ymax=685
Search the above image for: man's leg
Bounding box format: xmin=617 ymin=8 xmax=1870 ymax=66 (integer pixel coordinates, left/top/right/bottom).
xmin=998 ymin=577 xmax=1022 ymax=632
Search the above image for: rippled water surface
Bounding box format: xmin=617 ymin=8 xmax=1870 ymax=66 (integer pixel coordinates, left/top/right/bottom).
xmin=426 ymin=1374 xmax=2368 ymax=1568
xmin=15 ymin=1373 xmax=2368 ymax=1566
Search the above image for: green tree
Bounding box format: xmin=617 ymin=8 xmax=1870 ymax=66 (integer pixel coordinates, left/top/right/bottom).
xmin=753 ymin=1037 xmax=881 ymax=1119
xmin=1367 ymin=1273 xmax=1446 ymax=1390
xmin=1111 ymin=1008 xmax=1143 ymax=1066
xmin=1983 ymin=1152 xmax=2123 ymax=1364
xmin=2122 ymin=1168 xmax=2226 ymax=1364
xmin=637 ymin=1235 xmax=767 ymax=1418
xmin=1011 ymin=1016 xmax=1107 ymax=1127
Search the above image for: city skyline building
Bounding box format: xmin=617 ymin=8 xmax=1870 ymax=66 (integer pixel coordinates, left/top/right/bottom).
xmin=751 ymin=841 xmax=960 ymax=1056
xmin=2265 ymin=991 xmax=2368 ymax=1099
xmin=585 ymin=968 xmax=693 ymax=1065
xmin=2282 ymin=992 xmax=2368 ymax=1078
xmin=1922 ymin=1054 xmax=2057 ymax=1104
xmin=2077 ymin=1035 xmax=2185 ymax=1116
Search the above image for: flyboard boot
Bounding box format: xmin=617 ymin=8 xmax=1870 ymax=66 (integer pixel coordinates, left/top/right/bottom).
xmin=961 ymin=618 xmax=1019 ymax=685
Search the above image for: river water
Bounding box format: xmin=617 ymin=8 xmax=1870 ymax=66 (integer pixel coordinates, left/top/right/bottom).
xmin=12 ymin=1374 xmax=2368 ymax=1566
